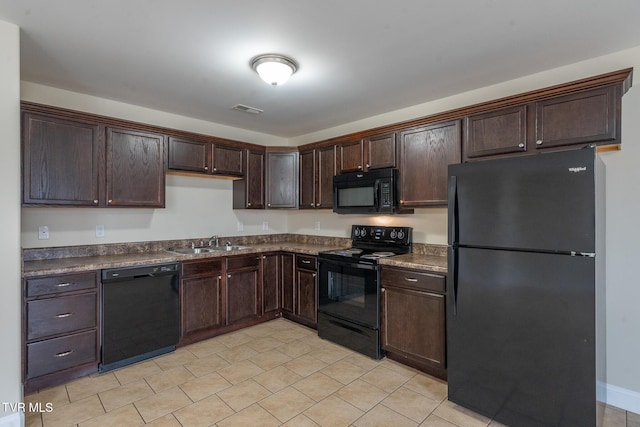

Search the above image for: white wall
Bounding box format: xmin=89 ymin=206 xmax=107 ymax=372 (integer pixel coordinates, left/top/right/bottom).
xmin=0 ymin=19 xmax=24 ymax=427
xmin=17 ymin=43 xmax=640 ymax=412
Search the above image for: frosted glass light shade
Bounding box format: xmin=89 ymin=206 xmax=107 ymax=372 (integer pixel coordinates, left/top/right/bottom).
xmin=251 ymin=54 xmax=297 ymax=86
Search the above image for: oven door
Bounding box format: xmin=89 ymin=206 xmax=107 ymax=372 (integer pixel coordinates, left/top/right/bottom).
xmin=317 ymin=258 xmax=379 ymax=328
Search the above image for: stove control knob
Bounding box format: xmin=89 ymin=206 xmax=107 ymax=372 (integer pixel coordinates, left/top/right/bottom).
xmin=390 ymin=230 xmax=397 ymax=239
xmin=361 ymin=228 xmax=367 ymax=237
xmin=397 ymin=230 xmax=405 ymax=240
xmin=354 ymin=228 xmax=360 ymax=237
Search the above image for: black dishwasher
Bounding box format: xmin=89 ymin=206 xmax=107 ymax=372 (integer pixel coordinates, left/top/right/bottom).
xmin=100 ymin=263 xmax=179 ymax=372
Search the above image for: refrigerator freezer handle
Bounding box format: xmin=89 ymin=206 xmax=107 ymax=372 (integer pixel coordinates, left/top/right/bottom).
xmin=449 ymin=246 xmax=458 ymax=316
xmin=448 ymin=175 xmax=458 ymax=245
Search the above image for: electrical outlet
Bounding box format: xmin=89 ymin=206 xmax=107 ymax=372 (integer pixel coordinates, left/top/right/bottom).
xmin=262 ymin=221 xmax=269 ymax=231
xmin=38 ymin=226 xmax=49 ymax=240
xmin=95 ymin=225 xmax=105 ymax=238
xmin=314 ymin=221 xmax=321 ymax=230
xmin=237 ymin=221 xmax=244 ymax=232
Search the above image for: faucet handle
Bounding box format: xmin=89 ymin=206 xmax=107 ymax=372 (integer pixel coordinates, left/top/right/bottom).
xmin=225 ymin=240 xmax=232 ymax=247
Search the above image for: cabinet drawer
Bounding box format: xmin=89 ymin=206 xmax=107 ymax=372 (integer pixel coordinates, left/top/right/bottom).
xmin=26 ymin=272 xmax=97 ymax=297
xmin=296 ymin=255 xmax=317 ymax=271
xmin=182 ymin=259 xmax=222 ymax=278
xmin=27 ymin=293 xmax=96 ymax=340
xmin=381 ymin=268 xmax=445 ymax=293
xmin=226 ymin=255 xmax=260 ymax=271
xmin=26 ymin=330 xmax=97 ymax=379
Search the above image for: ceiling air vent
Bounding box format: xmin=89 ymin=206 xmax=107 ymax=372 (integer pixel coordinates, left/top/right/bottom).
xmin=232 ymin=104 xmax=264 ymax=115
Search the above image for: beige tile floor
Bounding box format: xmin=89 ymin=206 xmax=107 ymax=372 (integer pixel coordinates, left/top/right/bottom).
xmin=25 ymin=318 xmax=640 ymax=427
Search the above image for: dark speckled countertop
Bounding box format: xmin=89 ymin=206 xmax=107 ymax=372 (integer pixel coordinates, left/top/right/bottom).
xmin=22 ymin=234 xmax=448 ymax=277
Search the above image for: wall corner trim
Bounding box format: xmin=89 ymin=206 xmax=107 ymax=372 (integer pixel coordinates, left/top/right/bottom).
xmin=607 ymin=383 xmax=640 ymax=415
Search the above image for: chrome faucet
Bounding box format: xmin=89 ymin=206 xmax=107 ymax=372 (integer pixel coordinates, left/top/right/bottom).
xmin=225 ymin=240 xmax=232 ymax=248
xmin=209 ymin=235 xmax=219 ymax=247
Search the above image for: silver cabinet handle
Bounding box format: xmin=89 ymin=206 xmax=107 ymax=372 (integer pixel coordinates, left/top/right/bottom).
xmin=227 ymin=274 xmax=231 ymax=278
xmin=536 ymin=140 xmax=543 ymax=145
xmin=213 ymin=167 xmax=217 ymax=172
xmin=404 ymin=277 xmax=418 ymax=282
xmin=55 ymin=313 xmax=73 ymax=318
xmin=518 ymin=143 xmax=525 ymax=148
xmin=357 ymin=165 xmax=362 ymax=170
xmin=310 ymin=203 xmax=314 ymax=207
xmin=204 ymin=166 xmax=208 ymax=170
xmin=381 ymin=288 xmax=385 ymax=293
xmin=301 ymin=260 xmax=311 ymax=264
xmin=56 ymin=282 xmax=71 ymax=288
xmin=218 ymin=275 xmax=222 ymax=280
xmin=54 ymin=350 xmax=73 ymax=358
xmin=93 ymin=200 xmax=98 ymax=204
xmin=247 ymin=202 xmax=252 ymax=206
xmin=108 ymin=199 xmax=113 ymax=204
xmin=312 ymin=273 xmax=316 ymax=277
xmin=267 ymin=203 xmax=271 ymax=207
xmin=366 ymin=164 xmax=370 ymax=168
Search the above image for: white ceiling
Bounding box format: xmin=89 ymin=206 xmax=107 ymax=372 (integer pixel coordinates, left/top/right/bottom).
xmin=1 ymin=1 xmax=640 ymax=138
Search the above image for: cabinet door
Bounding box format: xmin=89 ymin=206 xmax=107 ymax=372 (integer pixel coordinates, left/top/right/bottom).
xmin=535 ymin=86 xmax=618 ymax=149
xmin=399 ymin=120 xmax=461 ymax=206
xmin=337 ymin=139 xmax=364 ymax=173
xmin=281 ymin=254 xmax=295 ymax=313
xmin=212 ymin=144 xmax=244 ymax=176
xmin=181 ymin=274 xmax=223 ymax=335
xmin=299 ymin=150 xmax=316 ymax=209
xmin=106 ymin=127 xmax=165 ymax=207
xmin=296 ymin=269 xmax=317 ymax=324
xmin=316 ymin=145 xmax=336 ymax=209
xmin=464 ymin=106 xmax=527 ymax=160
xmin=262 ymin=254 xmax=281 ymax=315
xmin=381 ymin=285 xmax=446 ymax=370
xmin=22 ymin=112 xmax=101 ymax=206
xmin=265 ymin=151 xmax=299 ymax=208
xmin=168 ymin=137 xmax=209 ymax=173
xmin=226 ymin=269 xmax=260 ymax=325
xmin=246 ymin=149 xmax=265 ymax=208
xmin=366 ymin=132 xmax=396 ymax=170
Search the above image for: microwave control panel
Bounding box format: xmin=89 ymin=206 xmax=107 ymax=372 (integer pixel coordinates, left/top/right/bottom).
xmin=380 ymin=182 xmax=391 ymax=208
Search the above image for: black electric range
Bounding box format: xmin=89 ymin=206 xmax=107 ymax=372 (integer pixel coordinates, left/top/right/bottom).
xmin=317 ymin=225 xmax=413 ymax=359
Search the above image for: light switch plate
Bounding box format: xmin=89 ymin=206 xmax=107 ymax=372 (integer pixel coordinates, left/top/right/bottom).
xmin=95 ymin=225 xmax=105 ymax=238
xmin=237 ymin=222 xmax=244 ymax=232
xmin=262 ymin=221 xmax=269 ymax=231
xmin=314 ymin=221 xmax=321 ymax=230
xmin=38 ymin=226 xmax=49 ymax=240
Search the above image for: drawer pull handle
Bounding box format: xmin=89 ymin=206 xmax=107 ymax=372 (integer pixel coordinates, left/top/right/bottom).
xmin=404 ymin=277 xmax=418 ymax=282
xmin=301 ymin=260 xmax=311 ymax=264
xmin=54 ymin=350 xmax=73 ymax=358
xmin=55 ymin=313 xmax=73 ymax=318
xmin=56 ymin=282 xmax=72 ymax=287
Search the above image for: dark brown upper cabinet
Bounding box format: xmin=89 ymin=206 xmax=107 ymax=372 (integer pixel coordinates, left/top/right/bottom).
xmin=299 ymin=145 xmax=336 ymax=209
xmin=534 ymin=85 xmax=619 ymax=149
xmin=168 ymin=136 xmax=209 ymax=173
xmin=168 ymin=137 xmax=243 ymax=177
xmin=212 ymin=143 xmax=244 ymax=176
xmin=106 ymin=127 xmax=166 ymax=207
xmin=265 ymin=149 xmax=299 ymax=209
xmin=337 ymin=132 xmax=396 ymax=174
xmin=233 ymin=148 xmax=265 ymax=209
xmin=463 ymin=105 xmax=528 ymax=161
xmin=22 ymin=108 xmax=165 ymax=208
xmin=22 ymin=112 xmax=102 ymax=207
xmin=399 ymin=120 xmax=461 ymax=207
xmin=365 ymin=132 xmax=397 ymax=170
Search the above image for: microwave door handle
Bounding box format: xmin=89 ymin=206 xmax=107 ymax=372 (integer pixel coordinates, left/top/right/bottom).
xmin=374 ymin=181 xmax=379 ymax=211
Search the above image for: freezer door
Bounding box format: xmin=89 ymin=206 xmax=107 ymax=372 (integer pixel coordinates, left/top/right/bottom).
xmin=447 ymin=247 xmax=597 ymax=426
xmin=448 ymin=148 xmax=596 ymax=253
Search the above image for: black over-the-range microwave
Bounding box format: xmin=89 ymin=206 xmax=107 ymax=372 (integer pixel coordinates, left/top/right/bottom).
xmin=332 ymin=168 xmax=414 ymax=214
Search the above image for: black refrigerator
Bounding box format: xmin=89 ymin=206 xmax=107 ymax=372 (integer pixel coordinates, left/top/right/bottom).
xmin=447 ymin=147 xmax=606 ymax=427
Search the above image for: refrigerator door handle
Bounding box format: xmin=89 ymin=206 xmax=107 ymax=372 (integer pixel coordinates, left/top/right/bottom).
xmin=449 ymin=246 xmax=458 ymax=316
xmin=448 ymin=175 xmax=458 ymax=244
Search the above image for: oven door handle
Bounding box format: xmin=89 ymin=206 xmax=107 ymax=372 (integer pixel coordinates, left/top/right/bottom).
xmin=318 ymin=259 xmax=378 ymax=271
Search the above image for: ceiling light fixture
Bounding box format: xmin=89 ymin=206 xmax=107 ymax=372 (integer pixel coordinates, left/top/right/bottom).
xmin=251 ymin=54 xmax=298 ymax=86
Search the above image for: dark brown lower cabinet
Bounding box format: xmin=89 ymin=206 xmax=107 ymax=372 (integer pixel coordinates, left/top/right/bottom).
xmin=381 ymin=267 xmax=447 ymax=380
xmin=293 ymin=255 xmax=318 ymax=328
xmin=225 ymin=255 xmax=261 ymax=325
xmin=261 ymin=253 xmax=281 ymax=315
xmin=281 ymin=253 xmax=295 ymax=314
xmin=180 ymin=259 xmax=223 ymax=339
xmin=23 ymin=271 xmax=99 ymax=393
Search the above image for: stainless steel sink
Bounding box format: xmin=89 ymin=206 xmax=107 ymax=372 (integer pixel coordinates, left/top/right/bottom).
xmin=166 ymin=245 xmax=251 ymax=255
xmin=166 ymin=247 xmax=216 ymax=255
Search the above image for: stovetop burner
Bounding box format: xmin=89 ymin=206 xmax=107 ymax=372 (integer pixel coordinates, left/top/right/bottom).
xmin=319 ymin=225 xmax=412 ymax=265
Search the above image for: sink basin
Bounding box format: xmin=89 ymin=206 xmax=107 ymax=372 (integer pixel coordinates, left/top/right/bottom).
xmin=166 ymin=247 xmax=216 ymax=255
xmin=209 ymin=245 xmax=252 ymax=251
